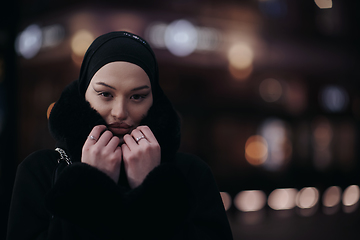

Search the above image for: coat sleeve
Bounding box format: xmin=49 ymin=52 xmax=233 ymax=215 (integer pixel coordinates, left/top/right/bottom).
xmin=171 ymin=153 xmax=233 ymax=240
xmin=43 ymin=159 xmax=191 ymax=240
xmin=7 ymin=150 xmax=98 ymax=240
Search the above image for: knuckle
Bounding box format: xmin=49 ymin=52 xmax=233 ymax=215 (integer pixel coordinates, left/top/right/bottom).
xmin=108 ymin=155 xmax=119 ymax=164
xmin=90 ymin=146 xmax=102 ymax=156
xmin=104 ymin=130 xmax=113 ymax=136
xmin=138 ymin=125 xmax=148 ymax=131
xmin=123 ymin=134 xmax=132 ymax=141
xmin=94 ymin=125 xmax=103 ymax=131
xmin=143 ymin=144 xmax=151 ymax=151
xmin=126 ymin=153 xmax=139 ymax=162
xmin=112 ymin=136 xmax=120 ymax=143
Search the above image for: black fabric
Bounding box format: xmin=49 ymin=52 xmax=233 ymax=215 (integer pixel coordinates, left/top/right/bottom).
xmin=78 ymin=31 xmax=162 ymax=101
xmin=7 ymin=150 xmax=233 ymax=240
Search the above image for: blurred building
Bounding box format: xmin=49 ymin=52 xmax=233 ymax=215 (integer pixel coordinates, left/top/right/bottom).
xmin=1 ymin=0 xmax=360 ymax=239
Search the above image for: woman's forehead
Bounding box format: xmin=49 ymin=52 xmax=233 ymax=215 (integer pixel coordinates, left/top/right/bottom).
xmin=91 ymin=62 xmax=151 ymax=88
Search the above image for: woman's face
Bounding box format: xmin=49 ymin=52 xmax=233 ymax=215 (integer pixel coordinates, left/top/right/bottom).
xmin=85 ymin=61 xmax=153 ymax=142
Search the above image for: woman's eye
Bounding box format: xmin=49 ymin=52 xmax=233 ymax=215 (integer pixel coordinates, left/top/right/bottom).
xmin=131 ymin=94 xmax=146 ymax=100
xmin=97 ymin=91 xmax=112 ymax=98
xmin=102 ymin=92 xmax=111 ymax=97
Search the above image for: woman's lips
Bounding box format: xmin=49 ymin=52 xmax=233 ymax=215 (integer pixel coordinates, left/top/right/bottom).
xmin=108 ymin=123 xmax=132 ymax=136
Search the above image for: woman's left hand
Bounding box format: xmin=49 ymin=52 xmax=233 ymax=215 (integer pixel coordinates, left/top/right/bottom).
xmin=121 ymin=125 xmax=161 ymax=189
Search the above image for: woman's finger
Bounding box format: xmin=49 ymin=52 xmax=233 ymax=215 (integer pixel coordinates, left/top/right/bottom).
xmin=131 ymin=129 xmax=147 ymax=145
xmin=121 ymin=138 xmax=131 ymax=153
xmin=84 ymin=125 xmax=107 ymax=147
xmin=96 ymin=130 xmax=114 ymax=146
xmin=136 ymin=126 xmax=158 ymax=144
xmin=123 ymin=134 xmax=138 ymax=150
xmin=106 ymin=135 xmax=121 ymax=149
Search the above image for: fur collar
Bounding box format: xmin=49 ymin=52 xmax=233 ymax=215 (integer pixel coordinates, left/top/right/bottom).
xmin=48 ymin=80 xmax=181 ymax=163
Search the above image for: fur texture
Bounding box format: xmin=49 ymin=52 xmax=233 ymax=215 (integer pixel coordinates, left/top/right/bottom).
xmin=48 ymin=80 xmax=181 ymax=162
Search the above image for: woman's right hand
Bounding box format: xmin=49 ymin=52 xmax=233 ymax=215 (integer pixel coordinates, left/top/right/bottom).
xmin=81 ymin=125 xmax=122 ymax=183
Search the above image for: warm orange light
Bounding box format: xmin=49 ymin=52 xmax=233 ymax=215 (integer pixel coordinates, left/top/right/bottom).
xmin=47 ymin=102 xmax=56 ymax=119
xmin=71 ymin=30 xmax=94 ymax=57
xmin=245 ymin=135 xmax=268 ymax=166
xmin=227 ymin=42 xmax=253 ymax=70
xmin=228 ymin=64 xmax=253 ymax=81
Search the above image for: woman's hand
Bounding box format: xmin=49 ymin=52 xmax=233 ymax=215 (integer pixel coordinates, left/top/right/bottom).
xmin=121 ymin=126 xmax=161 ymax=189
xmin=82 ymin=125 xmax=122 ymax=183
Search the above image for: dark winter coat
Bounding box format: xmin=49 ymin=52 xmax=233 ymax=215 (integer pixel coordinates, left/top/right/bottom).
xmin=7 ymin=80 xmax=233 ymax=240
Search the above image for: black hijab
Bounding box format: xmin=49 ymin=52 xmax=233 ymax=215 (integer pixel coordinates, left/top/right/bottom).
xmin=49 ymin=31 xmax=181 ymax=162
xmin=78 ymin=31 xmax=163 ymax=102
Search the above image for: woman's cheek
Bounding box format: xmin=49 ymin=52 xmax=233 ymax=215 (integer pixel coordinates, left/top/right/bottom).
xmin=95 ymin=106 xmax=110 ymax=121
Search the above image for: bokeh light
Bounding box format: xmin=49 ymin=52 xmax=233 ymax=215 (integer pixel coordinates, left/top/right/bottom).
xmin=320 ymin=85 xmax=349 ymax=113
xmin=147 ymin=22 xmax=220 ymax=53
xmin=259 ymin=118 xmax=292 ymax=171
xmin=296 ymin=187 xmax=319 ymax=209
xmin=71 ymin=29 xmax=94 ymax=65
xmin=234 ymin=190 xmax=267 ymax=212
xmin=164 ymin=19 xmax=198 ymax=57
xmin=342 ymin=185 xmax=360 ymax=207
xmin=196 ymin=27 xmax=220 ymax=51
xmin=268 ymin=188 xmax=298 ymax=210
xmin=227 ymin=42 xmax=253 ymax=70
xmin=71 ymin=29 xmax=94 ymax=57
xmin=220 ymin=192 xmax=232 ymax=211
xmin=245 ymin=135 xmax=268 ymax=166
xmin=228 ymin=63 xmax=253 ymax=81
xmin=42 ymin=24 xmax=65 ymax=48
xmin=322 ymin=186 xmax=341 ymax=208
xmin=314 ymin=0 xmax=333 ymax=9
xmin=259 ymin=78 xmax=283 ymax=102
xmin=146 ymin=22 xmax=167 ymax=48
xmin=15 ymin=24 xmax=42 ymax=59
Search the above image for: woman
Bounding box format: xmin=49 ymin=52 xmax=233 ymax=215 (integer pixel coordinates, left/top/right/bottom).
xmin=7 ymin=31 xmax=233 ymax=240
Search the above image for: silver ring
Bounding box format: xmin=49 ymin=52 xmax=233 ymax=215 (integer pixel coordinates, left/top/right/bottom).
xmin=89 ymin=135 xmax=97 ymax=141
xmin=135 ymin=135 xmax=145 ymax=143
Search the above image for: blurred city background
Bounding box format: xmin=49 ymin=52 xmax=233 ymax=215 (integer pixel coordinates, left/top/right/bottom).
xmin=1 ymin=0 xmax=360 ymax=239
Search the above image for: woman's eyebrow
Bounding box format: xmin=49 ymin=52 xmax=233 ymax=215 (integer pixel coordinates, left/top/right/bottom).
xmin=95 ymin=82 xmax=116 ymax=90
xmin=131 ymin=85 xmax=150 ymax=91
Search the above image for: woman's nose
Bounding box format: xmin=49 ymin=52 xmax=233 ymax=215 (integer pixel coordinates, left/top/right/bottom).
xmin=111 ymin=101 xmax=128 ymax=120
